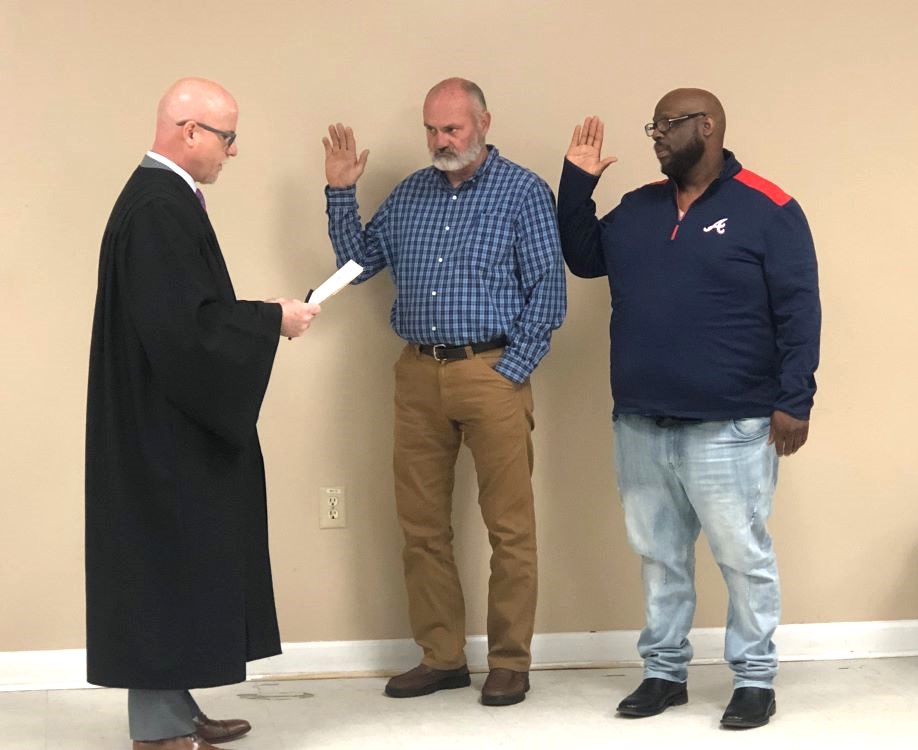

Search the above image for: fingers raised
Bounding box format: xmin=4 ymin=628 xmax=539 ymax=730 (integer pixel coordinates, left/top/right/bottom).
xmin=570 ymin=116 xmax=606 ymax=147
xmin=586 ymin=116 xmax=605 ymax=147
xmin=327 ymin=124 xmax=341 ymax=149
xmin=584 ymin=116 xmax=597 ymax=145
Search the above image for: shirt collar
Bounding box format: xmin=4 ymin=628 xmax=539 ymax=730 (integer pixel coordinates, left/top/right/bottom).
xmin=666 ymin=149 xmax=742 ymax=197
xmin=719 ymin=149 xmax=742 ymax=180
xmin=145 ymin=151 xmax=197 ymax=194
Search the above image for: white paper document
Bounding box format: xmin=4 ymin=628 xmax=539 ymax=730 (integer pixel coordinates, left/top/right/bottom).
xmin=308 ymin=260 xmax=364 ymax=304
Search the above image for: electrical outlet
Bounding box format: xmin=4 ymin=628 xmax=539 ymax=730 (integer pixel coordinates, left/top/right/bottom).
xmin=318 ymin=486 xmax=347 ymax=529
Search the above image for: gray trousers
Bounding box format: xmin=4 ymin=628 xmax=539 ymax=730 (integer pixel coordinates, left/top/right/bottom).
xmin=128 ymin=689 xmax=200 ymax=741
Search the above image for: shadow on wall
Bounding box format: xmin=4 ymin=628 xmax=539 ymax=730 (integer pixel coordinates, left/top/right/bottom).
xmin=900 ymin=543 xmax=918 ymax=619
xmin=317 ymin=272 xmax=408 ymax=637
xmin=447 ymin=273 xmax=647 ymax=635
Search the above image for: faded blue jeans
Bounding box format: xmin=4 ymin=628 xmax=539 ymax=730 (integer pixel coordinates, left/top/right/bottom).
xmin=613 ymin=414 xmax=780 ymax=688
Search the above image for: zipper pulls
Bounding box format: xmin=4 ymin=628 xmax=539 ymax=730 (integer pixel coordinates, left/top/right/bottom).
xmin=670 ymin=224 xmax=680 ymax=241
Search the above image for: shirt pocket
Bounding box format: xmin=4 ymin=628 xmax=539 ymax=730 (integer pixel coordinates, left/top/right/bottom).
xmin=464 ymin=211 xmax=516 ymax=273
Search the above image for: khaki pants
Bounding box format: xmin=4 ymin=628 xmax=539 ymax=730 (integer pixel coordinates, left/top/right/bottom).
xmin=393 ymin=343 xmax=537 ymax=672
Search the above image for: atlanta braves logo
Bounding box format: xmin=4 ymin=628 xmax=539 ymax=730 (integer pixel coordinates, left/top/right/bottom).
xmin=703 ymin=218 xmax=728 ymax=234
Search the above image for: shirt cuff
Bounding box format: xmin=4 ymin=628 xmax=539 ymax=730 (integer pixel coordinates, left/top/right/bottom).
xmin=560 ymin=159 xmax=601 ymax=200
xmin=494 ymin=350 xmax=536 ymax=383
xmin=325 ymin=185 xmax=357 ymax=210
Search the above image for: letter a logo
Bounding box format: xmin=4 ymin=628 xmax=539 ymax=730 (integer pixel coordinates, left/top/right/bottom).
xmin=703 ymin=218 xmax=728 ymax=235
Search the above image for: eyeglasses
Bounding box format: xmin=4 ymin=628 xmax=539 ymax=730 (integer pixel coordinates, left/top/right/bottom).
xmin=176 ymin=120 xmax=237 ymax=148
xmin=644 ymin=112 xmax=706 ymax=137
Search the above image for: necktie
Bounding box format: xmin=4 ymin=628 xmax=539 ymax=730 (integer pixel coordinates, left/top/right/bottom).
xmin=195 ymin=188 xmax=207 ymax=212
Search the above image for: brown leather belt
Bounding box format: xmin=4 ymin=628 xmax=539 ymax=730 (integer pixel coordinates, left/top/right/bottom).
xmin=418 ymin=336 xmax=507 ymax=362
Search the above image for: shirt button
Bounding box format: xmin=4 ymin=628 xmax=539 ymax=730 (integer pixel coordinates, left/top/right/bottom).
xmin=431 ymin=326 xmax=437 ymax=332
xmin=431 ymin=291 xmax=437 ymax=296
xmin=451 ymin=195 xmax=457 ymax=200
xmin=444 ymin=226 xmax=450 ymax=231
xmin=437 ymin=257 xmax=443 ymax=263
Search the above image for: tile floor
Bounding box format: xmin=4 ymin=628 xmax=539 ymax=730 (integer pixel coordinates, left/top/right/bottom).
xmin=1 ymin=658 xmax=917 ymax=749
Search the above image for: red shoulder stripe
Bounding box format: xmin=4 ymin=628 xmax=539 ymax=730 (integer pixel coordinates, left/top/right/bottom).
xmin=733 ymin=169 xmax=792 ymax=206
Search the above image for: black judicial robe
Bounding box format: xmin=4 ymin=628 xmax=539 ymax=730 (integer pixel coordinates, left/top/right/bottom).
xmin=85 ymin=165 xmax=283 ymax=688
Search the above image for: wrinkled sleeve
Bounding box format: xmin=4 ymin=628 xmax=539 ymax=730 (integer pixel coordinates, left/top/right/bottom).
xmin=120 ymin=199 xmax=281 ymax=448
xmin=556 ymin=159 xmax=609 ymax=279
xmin=496 ymin=181 xmax=567 ymax=383
xmin=325 ymin=185 xmax=392 ymax=284
xmin=763 ymin=199 xmax=821 ymax=419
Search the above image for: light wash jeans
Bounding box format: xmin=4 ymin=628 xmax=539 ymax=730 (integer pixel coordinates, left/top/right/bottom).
xmin=613 ymin=414 xmax=780 ymax=689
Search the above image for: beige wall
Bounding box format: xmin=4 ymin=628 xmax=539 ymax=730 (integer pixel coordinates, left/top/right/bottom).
xmin=2 ymin=0 xmax=917 ymax=653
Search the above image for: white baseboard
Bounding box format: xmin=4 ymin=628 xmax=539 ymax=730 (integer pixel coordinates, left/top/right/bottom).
xmin=3 ymin=620 xmax=917 ymax=692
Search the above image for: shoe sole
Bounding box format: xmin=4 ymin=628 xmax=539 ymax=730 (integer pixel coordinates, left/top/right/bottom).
xmin=202 ymin=730 xmax=251 ymax=744
xmin=617 ymin=690 xmax=688 ymax=717
xmin=720 ymin=700 xmax=777 ymax=729
xmin=384 ymin=674 xmax=471 ymax=698
xmin=194 ymin=726 xmax=251 ymax=744
xmin=481 ymin=692 xmax=526 ymax=707
xmin=481 ymin=683 xmax=530 ymax=707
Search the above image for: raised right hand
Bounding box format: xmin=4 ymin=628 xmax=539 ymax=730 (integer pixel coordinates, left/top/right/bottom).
xmin=322 ymin=123 xmax=369 ymax=188
xmin=274 ymin=299 xmax=321 ymax=338
xmin=566 ymin=116 xmax=618 ymax=176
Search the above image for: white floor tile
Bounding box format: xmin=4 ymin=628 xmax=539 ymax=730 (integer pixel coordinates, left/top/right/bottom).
xmin=1 ymin=658 xmax=916 ymax=749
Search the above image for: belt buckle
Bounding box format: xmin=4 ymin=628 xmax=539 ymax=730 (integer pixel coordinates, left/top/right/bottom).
xmin=432 ymin=344 xmax=448 ymax=362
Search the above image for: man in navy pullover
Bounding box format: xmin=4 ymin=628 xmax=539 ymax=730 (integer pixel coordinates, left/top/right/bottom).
xmin=557 ymin=89 xmax=820 ymax=729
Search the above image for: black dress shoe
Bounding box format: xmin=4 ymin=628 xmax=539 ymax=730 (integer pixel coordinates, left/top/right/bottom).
xmin=616 ymin=678 xmax=687 ymax=717
xmin=720 ymin=687 xmax=776 ymax=729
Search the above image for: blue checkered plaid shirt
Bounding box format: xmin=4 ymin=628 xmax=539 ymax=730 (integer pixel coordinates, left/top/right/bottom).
xmin=325 ymin=146 xmax=566 ymax=382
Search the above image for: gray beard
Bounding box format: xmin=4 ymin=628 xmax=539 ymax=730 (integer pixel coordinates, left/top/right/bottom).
xmin=431 ymin=140 xmax=483 ymax=172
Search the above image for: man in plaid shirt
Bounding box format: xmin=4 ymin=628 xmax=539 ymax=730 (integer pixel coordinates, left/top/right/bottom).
xmin=323 ymin=77 xmax=566 ymax=706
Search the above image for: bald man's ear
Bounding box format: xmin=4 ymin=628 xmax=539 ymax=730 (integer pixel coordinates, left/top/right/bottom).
xmin=479 ymin=111 xmax=492 ymax=135
xmin=701 ymin=115 xmax=716 ymax=137
xmin=179 ymin=121 xmax=198 ymax=148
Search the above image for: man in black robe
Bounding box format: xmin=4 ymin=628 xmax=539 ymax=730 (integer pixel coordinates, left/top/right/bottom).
xmin=85 ymin=77 xmax=320 ymax=750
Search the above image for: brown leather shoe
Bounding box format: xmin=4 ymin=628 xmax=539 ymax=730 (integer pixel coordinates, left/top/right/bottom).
xmin=192 ymin=713 xmax=251 ymax=744
xmin=481 ymin=668 xmax=530 ymax=706
xmin=384 ymin=663 xmax=471 ymax=698
xmin=133 ymin=735 xmax=225 ymax=750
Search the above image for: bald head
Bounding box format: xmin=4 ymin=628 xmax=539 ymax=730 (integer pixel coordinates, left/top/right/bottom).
xmin=648 ymin=88 xmax=728 ymax=185
xmin=151 ymin=77 xmax=239 ymax=183
xmin=655 ymin=88 xmax=726 ymax=144
xmin=425 ymin=77 xmax=487 ymax=116
xmin=422 ymin=77 xmax=491 ymax=183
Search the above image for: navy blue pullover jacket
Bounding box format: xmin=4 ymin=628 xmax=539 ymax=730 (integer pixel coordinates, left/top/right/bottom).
xmin=558 ymin=150 xmax=820 ymax=420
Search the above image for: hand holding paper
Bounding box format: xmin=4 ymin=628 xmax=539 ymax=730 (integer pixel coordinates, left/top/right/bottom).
xmin=277 ymin=298 xmax=320 ymax=339
xmin=307 ymin=260 xmax=364 ymax=304
xmin=283 ymin=260 xmax=363 ymax=340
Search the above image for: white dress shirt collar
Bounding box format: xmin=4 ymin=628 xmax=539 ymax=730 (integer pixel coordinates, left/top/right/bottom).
xmin=145 ymin=151 xmax=197 ymax=194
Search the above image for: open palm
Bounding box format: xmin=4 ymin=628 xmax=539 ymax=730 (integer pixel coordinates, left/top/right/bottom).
xmin=322 ymin=123 xmax=369 ymax=188
xmin=566 ymin=116 xmax=618 ymax=176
